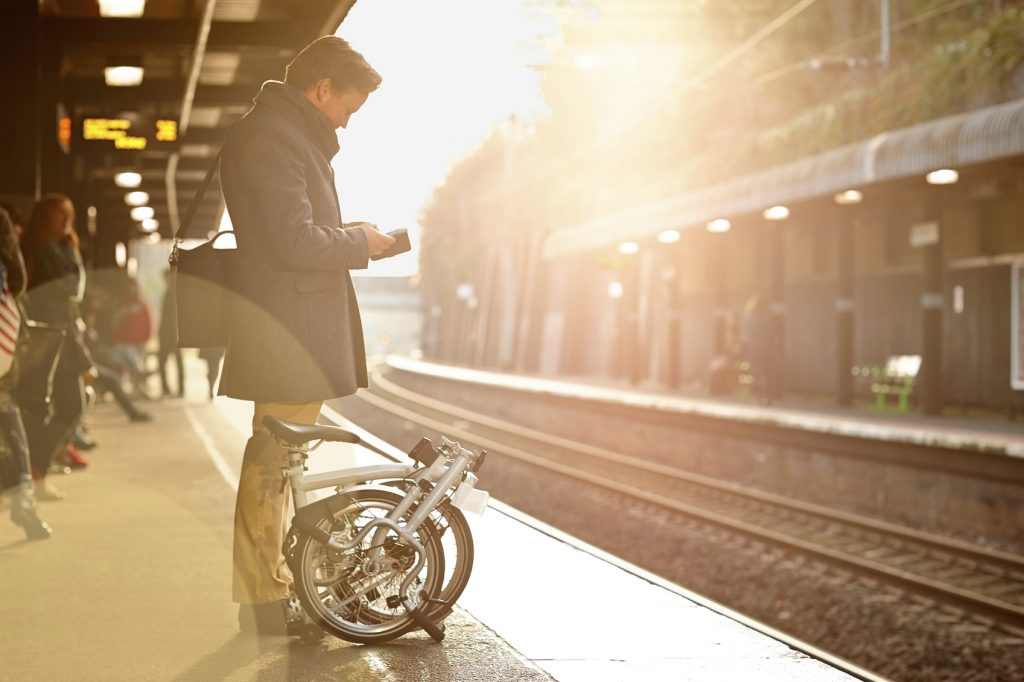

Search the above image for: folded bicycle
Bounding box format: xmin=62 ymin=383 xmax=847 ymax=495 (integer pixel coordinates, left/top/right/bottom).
xmin=262 ymin=415 xmax=488 ymax=645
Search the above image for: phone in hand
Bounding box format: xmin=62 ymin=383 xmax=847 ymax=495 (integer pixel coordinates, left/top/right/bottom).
xmin=370 ymin=228 xmax=411 ymax=261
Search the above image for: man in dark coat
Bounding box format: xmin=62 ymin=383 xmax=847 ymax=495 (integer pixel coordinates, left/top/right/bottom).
xmin=219 ymin=36 xmax=394 ymax=634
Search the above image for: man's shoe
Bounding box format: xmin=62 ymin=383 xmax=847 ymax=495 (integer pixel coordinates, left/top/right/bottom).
xmin=238 ymin=601 xmax=288 ymax=636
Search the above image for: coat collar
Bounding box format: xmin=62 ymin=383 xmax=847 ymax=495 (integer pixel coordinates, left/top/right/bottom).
xmin=253 ymin=81 xmax=340 ymax=159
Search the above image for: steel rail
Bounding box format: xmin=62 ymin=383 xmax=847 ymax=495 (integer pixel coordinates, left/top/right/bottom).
xmin=356 ymin=372 xmax=1024 ymax=631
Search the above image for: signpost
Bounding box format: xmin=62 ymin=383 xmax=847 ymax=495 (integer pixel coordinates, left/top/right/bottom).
xmin=1013 ymin=261 xmax=1024 ymax=390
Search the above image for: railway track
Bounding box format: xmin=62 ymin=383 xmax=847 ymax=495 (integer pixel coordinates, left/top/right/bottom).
xmin=356 ymin=369 xmax=1024 ymax=633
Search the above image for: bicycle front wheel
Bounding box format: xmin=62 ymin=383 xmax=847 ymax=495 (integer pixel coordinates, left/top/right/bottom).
xmin=291 ymin=490 xmax=444 ymax=644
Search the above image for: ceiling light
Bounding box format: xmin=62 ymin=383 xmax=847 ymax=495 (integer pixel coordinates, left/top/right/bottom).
xmin=130 ymin=206 xmax=154 ymax=221
xmin=657 ymin=229 xmax=681 ymax=244
xmin=145 ymin=232 xmax=161 ymax=245
xmin=618 ymin=241 xmax=639 ymax=255
xmin=114 ymin=171 xmax=142 ymax=188
xmin=926 ymin=168 xmax=959 ymax=185
xmin=607 ymin=281 xmax=624 ymax=299
xmin=706 ymin=218 xmax=731 ymax=233
xmin=104 ymin=66 xmax=144 ymax=87
xmin=124 ymin=191 xmax=149 ymax=206
xmin=763 ymin=205 xmax=790 ymax=221
xmin=98 ymin=0 xmax=146 ymax=17
xmin=115 ymin=242 xmax=127 ymax=267
xmin=834 ymin=190 xmax=863 ymax=205
xmin=140 ymin=218 xmax=159 ymax=232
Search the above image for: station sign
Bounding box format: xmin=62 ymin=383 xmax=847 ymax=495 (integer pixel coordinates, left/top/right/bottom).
xmin=909 ymin=221 xmax=939 ymax=248
xmin=80 ymin=116 xmax=178 ymax=151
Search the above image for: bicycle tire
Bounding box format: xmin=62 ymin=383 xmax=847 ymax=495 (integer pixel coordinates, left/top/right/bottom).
xmin=291 ymin=489 xmax=445 ymax=644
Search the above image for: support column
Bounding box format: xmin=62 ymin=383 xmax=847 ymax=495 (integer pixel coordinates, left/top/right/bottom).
xmin=624 ymin=256 xmax=642 ymax=385
xmin=768 ymin=223 xmax=786 ymax=400
xmin=710 ymin=235 xmax=728 ymax=357
xmin=662 ymin=249 xmax=681 ymax=390
xmin=836 ymin=210 xmax=856 ymax=406
xmin=38 ymin=23 xmax=65 ymax=195
xmin=0 ymin=1 xmax=41 ymax=201
xmin=920 ymin=196 xmax=945 ymax=415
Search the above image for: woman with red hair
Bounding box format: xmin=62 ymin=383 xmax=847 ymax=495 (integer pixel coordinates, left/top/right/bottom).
xmin=20 ymin=194 xmax=96 ymax=499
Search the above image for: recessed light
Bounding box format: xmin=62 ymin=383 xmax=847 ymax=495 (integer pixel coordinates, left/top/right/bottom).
xmin=763 ymin=205 xmax=790 ymax=221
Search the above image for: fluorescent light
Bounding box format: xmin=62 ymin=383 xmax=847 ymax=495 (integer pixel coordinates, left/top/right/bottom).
xmin=926 ymin=168 xmax=958 ymax=185
xmin=104 ymin=66 xmax=144 ymax=87
xmin=115 ymin=242 xmax=127 ymax=267
xmin=657 ymin=229 xmax=681 ymax=244
xmin=140 ymin=218 xmax=159 ymax=232
xmin=618 ymin=241 xmax=639 ymax=255
xmin=763 ymin=205 xmax=790 ymax=221
xmin=607 ymin=281 xmax=624 ymax=299
xmin=98 ymin=0 xmax=146 ymax=17
xmin=124 ymin=191 xmax=149 ymax=206
xmin=130 ymin=206 xmax=154 ymax=221
xmin=706 ymin=218 xmax=731 ymax=233
xmin=114 ymin=172 xmax=142 ymax=188
xmin=834 ymin=190 xmax=863 ymax=205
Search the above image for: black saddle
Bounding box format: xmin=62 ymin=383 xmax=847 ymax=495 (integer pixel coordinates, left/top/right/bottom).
xmin=262 ymin=416 xmax=361 ymax=446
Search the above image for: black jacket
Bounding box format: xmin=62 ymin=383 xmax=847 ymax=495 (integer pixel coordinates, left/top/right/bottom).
xmin=218 ymin=81 xmax=370 ymax=403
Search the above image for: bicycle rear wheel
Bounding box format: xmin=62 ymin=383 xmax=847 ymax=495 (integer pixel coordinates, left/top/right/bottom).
xmin=291 ymin=490 xmax=444 ymax=644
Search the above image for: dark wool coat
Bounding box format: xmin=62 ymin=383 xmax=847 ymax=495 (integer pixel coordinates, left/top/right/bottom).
xmin=218 ymin=81 xmax=370 ymax=403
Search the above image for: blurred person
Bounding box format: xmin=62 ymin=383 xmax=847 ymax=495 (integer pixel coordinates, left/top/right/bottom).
xmin=110 ymin=275 xmax=154 ymax=397
xmin=0 ymin=206 xmax=52 ymax=538
xmin=199 ymin=346 xmax=223 ymax=400
xmin=20 ymin=194 xmax=97 ymax=495
xmin=0 ymin=201 xmax=25 ymax=240
xmin=219 ymin=36 xmax=393 ymax=634
xmin=157 ymin=269 xmax=184 ymax=398
xmin=93 ymin=364 xmax=152 ymax=423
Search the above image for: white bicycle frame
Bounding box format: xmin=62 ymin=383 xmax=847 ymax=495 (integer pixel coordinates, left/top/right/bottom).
xmin=279 ymin=436 xmax=486 ymax=549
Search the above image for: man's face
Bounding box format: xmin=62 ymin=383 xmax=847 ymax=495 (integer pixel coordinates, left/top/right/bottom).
xmin=314 ymin=82 xmax=368 ymax=129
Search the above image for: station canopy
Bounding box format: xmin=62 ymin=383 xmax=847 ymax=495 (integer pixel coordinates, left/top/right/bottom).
xmin=543 ymin=97 xmax=1024 ymax=259
xmin=48 ymin=0 xmax=355 ymax=239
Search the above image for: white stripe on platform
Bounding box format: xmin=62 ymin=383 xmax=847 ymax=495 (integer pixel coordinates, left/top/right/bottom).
xmin=184 ymin=405 xmax=238 ymax=491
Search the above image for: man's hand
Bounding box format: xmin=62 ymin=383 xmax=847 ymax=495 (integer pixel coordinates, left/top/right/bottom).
xmin=346 ymin=221 xmax=396 ymax=258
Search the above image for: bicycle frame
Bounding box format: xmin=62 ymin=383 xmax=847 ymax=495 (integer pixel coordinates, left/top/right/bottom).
xmin=275 ymin=433 xmax=485 ymax=642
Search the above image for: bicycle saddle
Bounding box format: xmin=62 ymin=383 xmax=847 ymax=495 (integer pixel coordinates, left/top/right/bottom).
xmin=262 ymin=416 xmax=360 ymax=446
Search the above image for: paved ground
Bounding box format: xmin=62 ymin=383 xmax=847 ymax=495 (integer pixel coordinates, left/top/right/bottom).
xmin=0 ymin=397 xmax=551 ymax=682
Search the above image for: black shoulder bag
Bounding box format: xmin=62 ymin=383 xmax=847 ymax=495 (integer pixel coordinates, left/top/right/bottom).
xmin=169 ymin=149 xmax=238 ymax=348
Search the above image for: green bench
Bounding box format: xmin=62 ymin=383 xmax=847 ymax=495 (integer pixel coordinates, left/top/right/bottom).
xmin=851 ymin=355 xmax=921 ymax=412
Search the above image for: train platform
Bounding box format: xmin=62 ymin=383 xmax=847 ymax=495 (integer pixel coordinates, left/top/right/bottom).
xmin=386 ymin=355 xmax=1024 ymax=460
xmin=0 ymin=372 xmax=869 ymax=681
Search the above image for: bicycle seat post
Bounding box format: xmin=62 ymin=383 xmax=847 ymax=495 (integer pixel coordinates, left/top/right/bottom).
xmin=280 ymin=440 xmax=311 ymax=508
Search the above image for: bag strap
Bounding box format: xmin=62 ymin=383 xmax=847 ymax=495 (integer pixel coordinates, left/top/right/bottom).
xmin=173 ymin=147 xmax=223 ymax=243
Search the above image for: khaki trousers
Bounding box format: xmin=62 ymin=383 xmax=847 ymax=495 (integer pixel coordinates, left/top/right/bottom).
xmin=232 ymin=400 xmax=323 ymax=604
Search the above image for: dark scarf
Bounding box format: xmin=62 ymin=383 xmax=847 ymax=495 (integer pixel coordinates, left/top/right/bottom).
xmin=253 ymin=81 xmax=340 ymax=160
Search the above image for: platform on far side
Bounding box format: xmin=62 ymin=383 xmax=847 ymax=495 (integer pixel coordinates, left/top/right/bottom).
xmin=387 ymin=354 xmax=1024 ymax=460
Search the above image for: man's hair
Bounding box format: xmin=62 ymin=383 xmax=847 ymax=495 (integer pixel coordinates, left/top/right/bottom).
xmin=285 ymin=36 xmax=382 ymax=94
